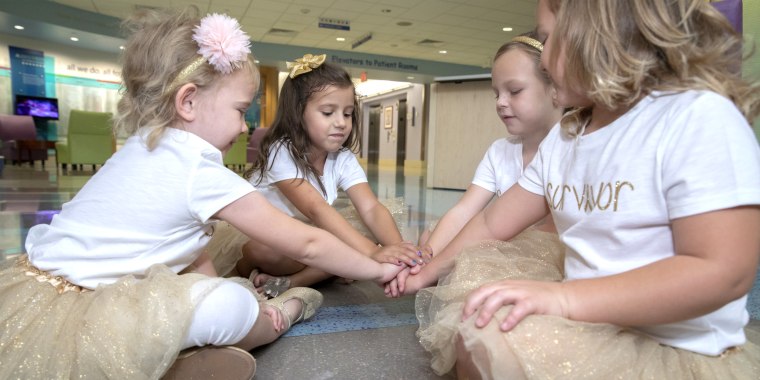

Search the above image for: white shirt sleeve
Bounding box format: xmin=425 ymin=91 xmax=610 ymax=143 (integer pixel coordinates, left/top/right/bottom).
xmin=188 ymin=153 xmax=256 ymax=222
xmin=334 ymin=150 xmax=368 ymax=191
xmin=471 ymin=140 xmax=500 ymax=193
xmin=519 ymin=128 xmax=559 ymax=196
xmin=659 ymin=92 xmax=760 ymax=219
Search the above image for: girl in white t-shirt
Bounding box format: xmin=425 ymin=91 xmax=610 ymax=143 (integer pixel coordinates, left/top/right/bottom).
xmin=209 ymin=55 xmax=420 ymax=297
xmin=0 ymin=9 xmax=403 ymax=379
xmin=396 ymin=31 xmax=566 ymax=375
xmin=391 ymin=31 xmax=565 ymax=299
xmin=407 ymin=0 xmax=760 ymax=378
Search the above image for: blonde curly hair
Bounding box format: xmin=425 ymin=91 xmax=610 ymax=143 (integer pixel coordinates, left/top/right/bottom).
xmin=114 ymin=7 xmax=259 ymax=150
xmin=545 ymin=0 xmax=759 ymax=136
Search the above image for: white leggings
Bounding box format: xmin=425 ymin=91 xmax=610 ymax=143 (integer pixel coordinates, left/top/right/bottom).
xmin=181 ymin=279 xmax=259 ymax=349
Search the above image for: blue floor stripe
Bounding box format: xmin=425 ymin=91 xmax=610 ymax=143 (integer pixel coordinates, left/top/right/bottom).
xmin=284 ymin=298 xmax=418 ymax=337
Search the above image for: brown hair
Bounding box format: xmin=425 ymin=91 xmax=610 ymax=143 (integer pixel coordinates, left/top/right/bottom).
xmin=244 ymin=61 xmax=360 ymax=196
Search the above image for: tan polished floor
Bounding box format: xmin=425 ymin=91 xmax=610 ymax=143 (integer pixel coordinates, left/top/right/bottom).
xmin=1 ymin=158 xmax=758 ymax=378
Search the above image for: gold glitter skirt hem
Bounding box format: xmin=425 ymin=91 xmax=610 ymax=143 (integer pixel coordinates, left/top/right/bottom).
xmin=414 ymin=229 xmax=760 ymax=378
xmin=0 ymin=256 xmax=209 ymax=379
xmin=415 ymin=228 xmax=564 ymax=376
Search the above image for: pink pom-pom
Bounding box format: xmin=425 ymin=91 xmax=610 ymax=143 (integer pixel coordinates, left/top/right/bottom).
xmin=193 ymin=13 xmax=252 ymax=74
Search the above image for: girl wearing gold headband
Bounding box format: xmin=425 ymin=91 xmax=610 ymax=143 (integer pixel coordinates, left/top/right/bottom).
xmin=384 ymin=30 xmax=565 ymax=374
xmin=206 ymin=55 xmax=421 ymax=298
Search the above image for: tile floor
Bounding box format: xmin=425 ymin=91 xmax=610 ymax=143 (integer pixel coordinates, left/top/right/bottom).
xmin=1 ymin=158 xmax=758 ymax=379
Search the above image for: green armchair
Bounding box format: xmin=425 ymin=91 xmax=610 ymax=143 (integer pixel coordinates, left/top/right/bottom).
xmin=56 ymin=110 xmax=115 ymax=171
xmin=223 ymin=133 xmax=248 ymax=172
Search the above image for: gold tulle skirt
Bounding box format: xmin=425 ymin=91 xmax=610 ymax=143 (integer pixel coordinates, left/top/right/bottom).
xmin=206 ymin=197 xmax=411 ymax=277
xmin=0 ymin=255 xmax=210 ymax=379
xmin=414 ymin=229 xmax=760 ymax=378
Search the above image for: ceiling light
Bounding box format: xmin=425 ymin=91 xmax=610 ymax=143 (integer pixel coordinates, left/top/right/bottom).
xmin=119 ymin=46 xmax=124 ymax=50
xmin=502 ymin=27 xmax=513 ymax=32
xmin=397 ymin=21 xmax=412 ymax=27
xmin=254 ymin=59 xmax=260 ymax=64
xmin=14 ymin=25 xmax=24 ymax=30
xmin=381 ymin=9 xmax=391 ymax=13
xmin=336 ymin=37 xmax=346 ymax=42
xmin=70 ymin=37 xmax=79 ymax=42
xmin=407 ymin=76 xmax=415 ymax=80
xmin=438 ymin=50 xmax=447 ymax=54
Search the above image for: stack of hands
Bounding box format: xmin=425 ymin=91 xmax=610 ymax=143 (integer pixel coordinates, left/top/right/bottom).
xmin=375 ymin=243 xmax=434 ymax=297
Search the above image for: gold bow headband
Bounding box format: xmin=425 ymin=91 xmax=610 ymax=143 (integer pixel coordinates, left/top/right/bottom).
xmin=287 ymin=53 xmax=326 ymax=79
xmin=511 ymin=36 xmax=543 ymax=52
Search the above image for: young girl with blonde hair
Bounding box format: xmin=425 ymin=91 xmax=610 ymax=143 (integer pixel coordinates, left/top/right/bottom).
xmin=421 ymin=0 xmax=760 ymax=377
xmin=384 ymin=30 xmax=566 ymax=374
xmin=0 ymin=8 xmax=402 ymax=379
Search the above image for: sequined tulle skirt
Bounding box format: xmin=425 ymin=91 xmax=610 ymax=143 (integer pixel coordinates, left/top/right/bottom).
xmin=206 ymin=197 xmax=412 ymax=276
xmin=0 ymin=255 xmax=208 ymax=379
xmin=414 ymin=229 xmax=760 ymax=378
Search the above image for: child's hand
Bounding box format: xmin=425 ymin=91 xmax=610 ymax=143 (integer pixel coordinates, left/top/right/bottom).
xmin=383 ymin=267 xmax=411 ymax=297
xmin=461 ymin=279 xmax=569 ymax=332
xmin=421 ymin=244 xmax=434 ymax=261
xmin=383 ymin=266 xmax=425 ymax=297
xmin=261 ymin=303 xmax=287 ymax=332
xmin=377 ymin=262 xmax=405 ymax=285
xmin=371 ymin=241 xmax=425 ymax=267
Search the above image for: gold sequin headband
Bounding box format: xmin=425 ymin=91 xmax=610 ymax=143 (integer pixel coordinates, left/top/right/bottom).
xmin=287 ymin=53 xmax=326 ymax=79
xmin=511 ymin=36 xmax=543 ymax=52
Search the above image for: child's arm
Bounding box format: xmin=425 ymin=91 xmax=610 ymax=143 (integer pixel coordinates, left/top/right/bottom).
xmin=462 ymin=206 xmax=760 ymax=332
xmin=182 ymin=250 xmax=218 ymax=277
xmin=388 ymin=185 xmax=549 ymax=297
xmin=345 ymin=183 xmax=403 ymax=246
xmin=215 ymin=192 xmax=403 ymax=284
xmin=277 ymin=180 xmax=420 ymax=266
xmin=420 ymin=184 xmax=495 ymax=256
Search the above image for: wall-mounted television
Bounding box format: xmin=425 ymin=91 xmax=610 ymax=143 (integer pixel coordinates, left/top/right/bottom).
xmin=14 ymin=95 xmax=60 ymax=120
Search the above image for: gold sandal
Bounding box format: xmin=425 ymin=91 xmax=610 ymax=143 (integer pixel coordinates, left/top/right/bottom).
xmin=162 ymin=345 xmax=256 ymax=380
xmin=265 ymin=287 xmax=323 ymax=330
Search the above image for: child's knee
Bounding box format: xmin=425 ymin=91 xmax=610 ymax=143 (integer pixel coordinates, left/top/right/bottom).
xmin=183 ymin=280 xmax=259 ymax=348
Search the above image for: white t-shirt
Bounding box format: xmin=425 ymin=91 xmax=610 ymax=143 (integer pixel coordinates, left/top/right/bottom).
xmin=26 ymin=128 xmax=255 ymax=289
xmin=519 ymin=90 xmax=760 ymax=355
xmin=471 ymin=138 xmax=523 ymax=196
xmin=249 ymin=140 xmax=367 ymax=222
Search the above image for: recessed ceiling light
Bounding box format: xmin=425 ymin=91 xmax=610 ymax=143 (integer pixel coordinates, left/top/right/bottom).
xmin=397 ymin=21 xmax=412 ymax=27
xmin=254 ymin=59 xmax=260 ymax=64
xmin=381 ymin=9 xmax=391 ymax=13
xmin=14 ymin=25 xmax=24 ymax=30
xmin=438 ymin=50 xmax=447 ymax=54
xmin=119 ymin=46 xmax=124 ymax=50
xmin=502 ymin=27 xmax=513 ymax=32
xmin=407 ymin=76 xmax=415 ymax=80
xmin=336 ymin=37 xmax=346 ymax=42
xmin=70 ymin=37 xmax=79 ymax=42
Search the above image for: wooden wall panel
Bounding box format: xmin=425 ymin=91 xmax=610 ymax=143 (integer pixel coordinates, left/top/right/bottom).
xmin=427 ymin=80 xmax=505 ymax=190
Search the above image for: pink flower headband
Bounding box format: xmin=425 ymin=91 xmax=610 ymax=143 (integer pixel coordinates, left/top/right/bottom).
xmin=168 ymin=13 xmax=251 ymax=90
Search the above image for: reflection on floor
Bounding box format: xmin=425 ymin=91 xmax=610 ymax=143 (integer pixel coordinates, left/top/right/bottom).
xmin=1 ymin=159 xmax=758 ymax=378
